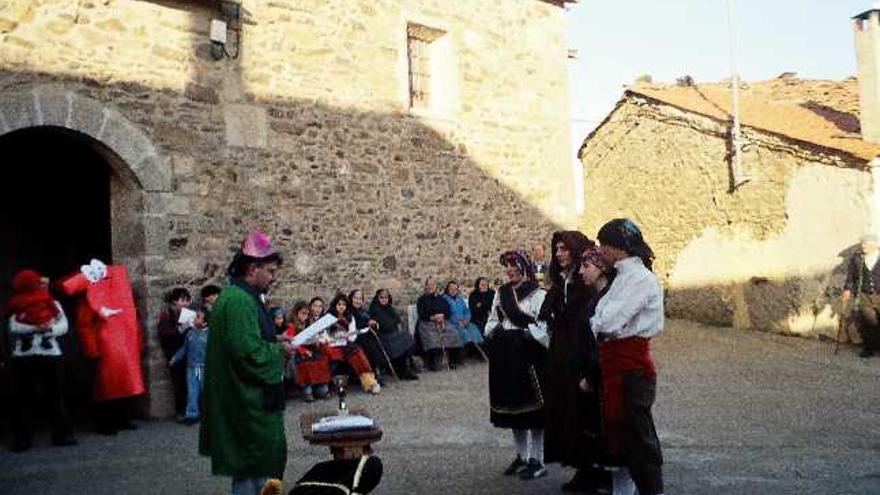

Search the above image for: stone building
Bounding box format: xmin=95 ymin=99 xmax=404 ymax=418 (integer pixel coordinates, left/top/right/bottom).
xmin=0 ymin=0 xmax=577 ymax=415
xmin=577 ymin=9 xmax=880 ymax=339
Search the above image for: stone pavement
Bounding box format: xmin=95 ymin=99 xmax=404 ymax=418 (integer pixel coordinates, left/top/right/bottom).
xmin=1 ymin=319 xmax=879 ymax=494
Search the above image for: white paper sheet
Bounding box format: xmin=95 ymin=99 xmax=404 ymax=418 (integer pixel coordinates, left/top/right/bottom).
xmin=178 ymin=307 xmax=197 ymax=329
xmin=290 ymin=313 xmax=338 ymax=347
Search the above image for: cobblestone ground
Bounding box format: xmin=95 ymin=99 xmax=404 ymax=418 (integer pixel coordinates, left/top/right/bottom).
xmin=1 ymin=319 xmax=879 ymax=494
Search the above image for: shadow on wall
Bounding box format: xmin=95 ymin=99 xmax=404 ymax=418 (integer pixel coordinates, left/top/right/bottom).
xmin=0 ymin=69 xmax=561 ymax=302
xmin=666 ymin=243 xmax=861 ymax=339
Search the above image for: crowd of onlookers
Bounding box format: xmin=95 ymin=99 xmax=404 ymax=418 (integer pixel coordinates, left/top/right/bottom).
xmin=154 ymin=273 xmax=533 ymax=422
xmin=1 ymin=244 xmax=553 ymax=451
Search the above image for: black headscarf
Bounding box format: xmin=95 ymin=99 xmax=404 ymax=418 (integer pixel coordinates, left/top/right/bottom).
xmin=369 ymin=289 xmax=402 ymax=335
xmin=597 ymin=218 xmax=655 ymax=271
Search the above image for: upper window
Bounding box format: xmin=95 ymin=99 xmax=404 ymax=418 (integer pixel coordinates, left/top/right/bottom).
xmin=407 ymin=24 xmax=446 ymax=110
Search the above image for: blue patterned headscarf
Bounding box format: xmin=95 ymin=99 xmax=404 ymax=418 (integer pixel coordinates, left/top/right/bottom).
xmin=499 ymin=249 xmax=536 ymax=282
xmin=597 ymin=218 xmax=655 ymax=271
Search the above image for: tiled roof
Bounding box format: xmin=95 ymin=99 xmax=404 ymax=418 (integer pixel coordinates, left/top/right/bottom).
xmin=627 ymin=78 xmax=880 ymax=161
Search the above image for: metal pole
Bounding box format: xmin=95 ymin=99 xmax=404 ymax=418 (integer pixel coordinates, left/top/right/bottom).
xmin=726 ymin=0 xmax=749 ymax=191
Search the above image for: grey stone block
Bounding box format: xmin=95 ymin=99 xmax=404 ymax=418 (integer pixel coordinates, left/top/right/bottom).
xmin=99 ymin=109 xmax=156 ymax=174
xmin=0 ymin=91 xmax=37 ymax=132
xmin=34 ymin=88 xmax=73 ymax=129
xmin=69 ymin=94 xmax=108 ymax=139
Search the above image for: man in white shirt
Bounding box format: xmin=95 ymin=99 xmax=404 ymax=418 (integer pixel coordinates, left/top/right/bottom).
xmin=590 ymin=218 xmax=664 ymax=495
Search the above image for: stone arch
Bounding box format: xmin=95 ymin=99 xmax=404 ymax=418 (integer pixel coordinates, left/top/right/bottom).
xmin=0 ymin=84 xmax=171 ymax=192
xmin=0 ymin=84 xmax=173 ymax=416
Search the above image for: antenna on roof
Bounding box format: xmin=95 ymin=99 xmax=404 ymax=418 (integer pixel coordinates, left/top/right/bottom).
xmin=726 ymin=0 xmax=751 ymax=192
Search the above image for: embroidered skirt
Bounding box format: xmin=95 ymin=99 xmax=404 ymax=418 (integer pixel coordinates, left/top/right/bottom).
xmin=487 ymin=329 xmax=546 ymax=430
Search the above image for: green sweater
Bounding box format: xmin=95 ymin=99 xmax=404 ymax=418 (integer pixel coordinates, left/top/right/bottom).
xmin=199 ymin=284 xmax=286 ymax=479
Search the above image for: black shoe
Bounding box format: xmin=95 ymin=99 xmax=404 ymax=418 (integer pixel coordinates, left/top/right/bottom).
xmin=401 ymin=371 xmax=419 ymax=381
xmin=10 ymin=439 xmax=32 ymax=453
xmin=503 ymin=455 xmax=528 ymax=476
xmin=117 ymin=420 xmax=138 ymax=431
xmin=51 ymin=436 xmax=78 ymax=447
xmin=860 ymin=348 xmax=874 ymax=358
xmin=519 ymin=459 xmax=548 ymax=480
xmin=562 ymin=468 xmax=608 ymax=493
xmin=182 ymin=417 xmax=199 ymax=426
xmin=95 ymin=425 xmax=118 ymax=436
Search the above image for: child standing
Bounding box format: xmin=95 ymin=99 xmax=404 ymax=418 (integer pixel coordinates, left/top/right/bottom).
xmin=169 ymin=307 xmax=209 ymax=425
xmin=157 ymin=288 xmax=192 ymax=419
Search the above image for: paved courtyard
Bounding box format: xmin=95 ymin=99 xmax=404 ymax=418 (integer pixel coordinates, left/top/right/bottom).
xmin=1 ymin=319 xmax=879 ymax=494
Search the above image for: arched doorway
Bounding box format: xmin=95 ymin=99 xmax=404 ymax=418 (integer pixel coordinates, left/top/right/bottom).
xmin=0 ymin=126 xmax=120 ymax=425
xmin=0 ymin=87 xmax=174 ymax=419
xmin=0 ymin=127 xmax=113 ymax=293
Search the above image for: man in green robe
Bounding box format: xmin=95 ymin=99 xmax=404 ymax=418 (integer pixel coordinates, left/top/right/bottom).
xmin=200 ymin=229 xmax=293 ymax=495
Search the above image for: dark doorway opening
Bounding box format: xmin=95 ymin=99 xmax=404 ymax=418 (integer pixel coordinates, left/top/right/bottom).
xmin=0 ymin=126 xmax=114 ymax=436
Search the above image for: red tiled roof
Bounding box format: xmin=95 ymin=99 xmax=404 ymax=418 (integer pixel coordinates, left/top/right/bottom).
xmin=627 ymin=78 xmax=880 ymax=161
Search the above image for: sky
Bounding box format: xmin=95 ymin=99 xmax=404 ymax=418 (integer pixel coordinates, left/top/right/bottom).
xmin=565 ymin=0 xmax=875 ymax=149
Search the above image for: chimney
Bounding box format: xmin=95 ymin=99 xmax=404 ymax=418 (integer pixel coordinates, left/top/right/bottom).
xmin=854 ymin=7 xmax=880 ymax=143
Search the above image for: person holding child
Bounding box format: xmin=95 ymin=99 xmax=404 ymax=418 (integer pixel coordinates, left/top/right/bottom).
xmin=6 ymin=269 xmax=77 ymax=452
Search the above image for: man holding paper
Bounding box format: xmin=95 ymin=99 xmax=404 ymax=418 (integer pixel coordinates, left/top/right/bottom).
xmin=200 ymin=229 xmax=295 ymax=495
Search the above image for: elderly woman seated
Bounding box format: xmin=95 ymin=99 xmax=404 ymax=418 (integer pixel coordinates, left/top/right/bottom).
xmin=442 ymin=281 xmax=485 ymax=361
xmin=415 ymin=276 xmax=463 ymax=371
xmin=368 ymin=289 xmax=418 ymax=380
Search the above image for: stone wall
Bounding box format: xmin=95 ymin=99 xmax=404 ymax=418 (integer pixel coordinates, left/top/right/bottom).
xmin=0 ymin=0 xmax=575 ymax=415
xmin=579 ymin=95 xmax=873 ymax=337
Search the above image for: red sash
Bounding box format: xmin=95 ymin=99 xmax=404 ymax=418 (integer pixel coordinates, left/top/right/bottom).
xmin=599 ymin=336 xmax=655 ymax=457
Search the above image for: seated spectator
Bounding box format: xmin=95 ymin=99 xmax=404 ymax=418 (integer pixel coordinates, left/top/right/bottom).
xmin=349 ymin=289 xmax=390 ymax=385
xmin=309 ymin=297 xmax=325 ymax=324
xmin=443 ymin=281 xmax=485 ymax=360
xmin=368 ymin=289 xmax=418 ymax=380
xmin=416 ymin=276 xmax=463 ymax=371
xmin=157 ymin=287 xmax=192 ymax=419
xmin=6 ymin=269 xmax=77 ymax=452
xmin=169 ymin=306 xmax=209 ymax=425
xmin=468 ymin=277 xmax=495 ymax=337
xmin=320 ymin=294 xmax=381 ymax=394
xmin=269 ymin=306 xmax=287 ymax=337
xmin=283 ymin=301 xmax=331 ymax=402
xmin=200 ymin=284 xmax=222 ymax=312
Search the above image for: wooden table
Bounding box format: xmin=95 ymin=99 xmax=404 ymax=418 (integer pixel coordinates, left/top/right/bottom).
xmin=299 ymin=409 xmax=383 ymax=450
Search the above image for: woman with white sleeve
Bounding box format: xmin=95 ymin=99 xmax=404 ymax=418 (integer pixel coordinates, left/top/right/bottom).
xmin=485 ymin=249 xmax=549 ymax=481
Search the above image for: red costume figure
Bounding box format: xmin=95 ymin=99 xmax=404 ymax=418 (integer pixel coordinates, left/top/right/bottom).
xmin=59 ymin=260 xmax=145 ymax=402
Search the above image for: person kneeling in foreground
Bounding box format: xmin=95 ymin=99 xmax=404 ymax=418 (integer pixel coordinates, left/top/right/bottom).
xmin=288 ymin=445 xmax=383 ymax=495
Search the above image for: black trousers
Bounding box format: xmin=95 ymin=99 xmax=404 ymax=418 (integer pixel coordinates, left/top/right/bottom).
xmin=856 ymin=304 xmax=880 ymax=351
xmin=10 ymin=356 xmax=74 ymax=444
xmin=621 ymin=371 xmax=664 ymax=495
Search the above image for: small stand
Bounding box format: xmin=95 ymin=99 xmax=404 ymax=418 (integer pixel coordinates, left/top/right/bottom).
xmin=300 ymin=375 xmax=383 ymax=454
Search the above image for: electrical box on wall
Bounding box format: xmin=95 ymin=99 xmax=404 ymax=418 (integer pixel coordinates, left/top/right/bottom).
xmin=210 ymin=19 xmax=227 ymax=44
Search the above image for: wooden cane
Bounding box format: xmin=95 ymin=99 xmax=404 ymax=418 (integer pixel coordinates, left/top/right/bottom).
xmin=368 ymin=327 xmax=399 ymax=381
xmin=436 ymin=320 xmax=450 ymax=370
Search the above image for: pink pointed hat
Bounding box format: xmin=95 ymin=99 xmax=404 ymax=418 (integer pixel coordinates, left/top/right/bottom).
xmin=240 ymin=229 xmax=277 ymax=258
